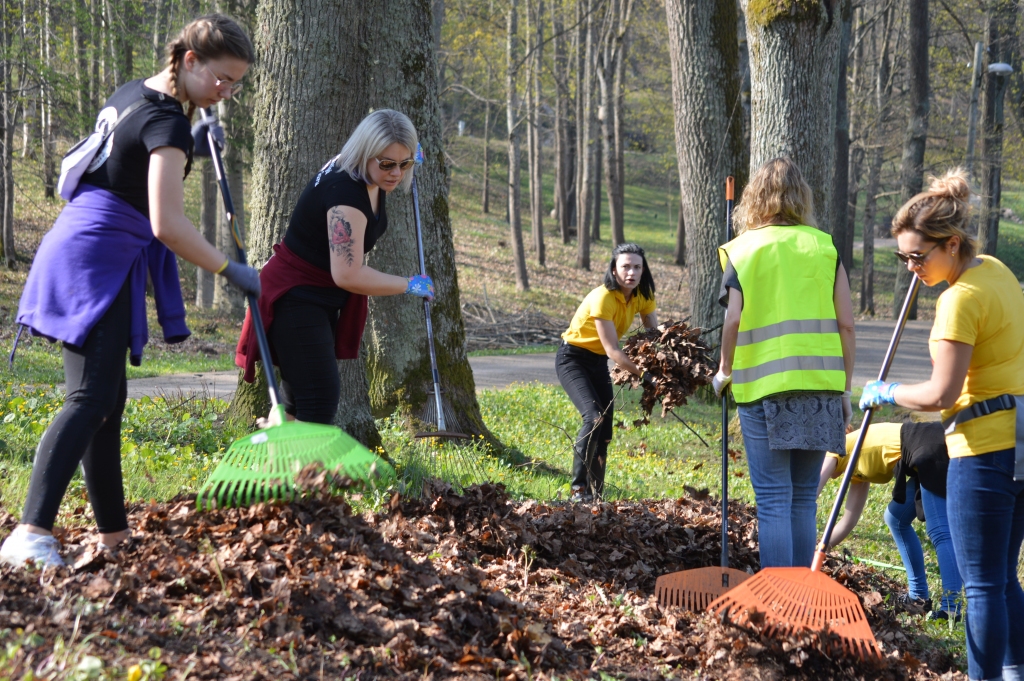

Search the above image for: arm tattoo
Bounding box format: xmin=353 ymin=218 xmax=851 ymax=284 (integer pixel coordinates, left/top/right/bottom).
xmin=328 ymin=207 xmax=355 ymax=267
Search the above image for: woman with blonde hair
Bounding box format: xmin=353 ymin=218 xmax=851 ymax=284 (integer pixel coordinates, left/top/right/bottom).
xmin=1 ymin=14 xmax=260 ymax=569
xmin=236 ymin=109 xmax=435 ymax=424
xmin=859 ymin=169 xmax=1024 ymax=681
xmin=715 ymin=157 xmax=856 ymax=568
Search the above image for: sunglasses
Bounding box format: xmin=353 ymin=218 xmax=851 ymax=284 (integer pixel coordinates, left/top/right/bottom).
xmin=375 ymin=157 xmax=415 ymax=172
xmin=894 ymin=239 xmax=946 ymax=267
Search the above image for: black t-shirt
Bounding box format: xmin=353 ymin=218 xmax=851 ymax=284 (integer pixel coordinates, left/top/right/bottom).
xmin=82 ymin=79 xmax=194 ymax=218
xmin=282 ymin=165 xmax=388 ymax=307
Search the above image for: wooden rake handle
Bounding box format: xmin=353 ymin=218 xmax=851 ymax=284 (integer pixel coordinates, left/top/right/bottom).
xmin=811 ymin=274 xmax=921 ymax=572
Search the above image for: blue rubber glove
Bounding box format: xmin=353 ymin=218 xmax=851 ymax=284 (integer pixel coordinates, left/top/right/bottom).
xmin=406 ymin=274 xmax=435 ymax=302
xmin=192 ymin=116 xmax=225 ymax=158
xmin=859 ymin=380 xmax=900 ymax=410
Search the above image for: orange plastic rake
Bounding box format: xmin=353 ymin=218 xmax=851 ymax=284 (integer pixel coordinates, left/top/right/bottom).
xmin=707 ymin=274 xmax=922 ymax=661
xmin=655 ymin=177 xmax=750 ymax=612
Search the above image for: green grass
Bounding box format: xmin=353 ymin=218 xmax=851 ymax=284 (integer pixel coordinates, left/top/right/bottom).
xmin=468 ymin=344 xmax=559 ymax=357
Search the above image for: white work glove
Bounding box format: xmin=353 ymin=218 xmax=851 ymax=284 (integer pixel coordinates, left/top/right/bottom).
xmin=842 ymin=390 xmax=853 ymax=430
xmin=713 ymin=370 xmax=732 ymax=398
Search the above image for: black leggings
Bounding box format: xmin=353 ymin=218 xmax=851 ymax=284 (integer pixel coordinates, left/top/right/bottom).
xmin=555 ymin=341 xmax=614 ymax=496
xmin=269 ymin=292 xmax=342 ymax=424
xmin=22 ymin=280 xmax=130 ymax=533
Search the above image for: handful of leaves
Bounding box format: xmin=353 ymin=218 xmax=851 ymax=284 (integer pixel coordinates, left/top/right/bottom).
xmin=611 ymin=320 xmax=715 ymax=416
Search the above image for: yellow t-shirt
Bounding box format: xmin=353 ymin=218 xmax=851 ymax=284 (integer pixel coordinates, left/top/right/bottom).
xmin=562 ymin=285 xmax=656 ymax=355
xmin=827 ymin=422 xmax=903 ymax=484
xmin=931 ymin=255 xmax=1024 ymax=458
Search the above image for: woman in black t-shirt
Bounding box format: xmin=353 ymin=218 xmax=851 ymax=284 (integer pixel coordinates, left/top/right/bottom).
xmin=0 ymin=15 xmax=261 ymax=570
xmin=237 ymin=109 xmax=434 ymax=424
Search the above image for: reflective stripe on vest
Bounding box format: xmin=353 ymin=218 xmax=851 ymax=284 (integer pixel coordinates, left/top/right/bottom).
xmin=719 ymin=225 xmax=845 ymax=403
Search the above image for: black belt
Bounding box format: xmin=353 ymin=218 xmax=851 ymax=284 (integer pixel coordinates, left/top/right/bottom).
xmin=942 ymin=394 xmax=1016 ymax=434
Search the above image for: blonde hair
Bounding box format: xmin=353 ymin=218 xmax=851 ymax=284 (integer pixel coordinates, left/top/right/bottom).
xmin=732 ymin=157 xmax=816 ymax=234
xmin=890 ymin=168 xmax=976 ymax=264
xmin=165 ymin=14 xmax=255 ymax=120
xmin=330 ymin=110 xmax=419 ymax=192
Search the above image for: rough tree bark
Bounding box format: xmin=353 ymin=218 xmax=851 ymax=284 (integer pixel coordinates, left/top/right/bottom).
xmin=741 ymin=0 xmax=846 ymax=236
xmin=977 ymin=1 xmax=1016 ymax=256
xmin=665 ymin=0 xmax=743 ymax=334
xmin=894 ymin=0 xmax=929 ymax=318
xmin=239 ymin=0 xmax=493 ymax=447
xmin=507 ymin=0 xmax=530 ymax=290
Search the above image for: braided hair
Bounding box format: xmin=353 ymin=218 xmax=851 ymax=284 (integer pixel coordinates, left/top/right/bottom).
xmin=165 ymin=14 xmax=254 ymax=120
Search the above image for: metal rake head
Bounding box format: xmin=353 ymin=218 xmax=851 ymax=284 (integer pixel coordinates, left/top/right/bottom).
xmin=417 ymin=386 xmax=469 ymax=439
xmin=197 ymin=420 xmax=393 ymax=510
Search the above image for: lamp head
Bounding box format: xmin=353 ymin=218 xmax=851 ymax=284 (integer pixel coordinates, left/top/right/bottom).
xmin=988 ymin=62 xmax=1014 ymax=76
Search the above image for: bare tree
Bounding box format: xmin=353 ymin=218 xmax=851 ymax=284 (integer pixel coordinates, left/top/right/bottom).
xmin=846 ymin=4 xmax=865 ymax=282
xmin=895 ymin=0 xmax=929 ymax=318
xmin=977 ymin=0 xmax=1017 ymax=256
xmin=833 ymin=6 xmax=853 ymax=270
xmin=525 ymin=0 xmax=545 ymax=266
xmin=40 ymin=0 xmax=54 ymax=198
xmin=576 ymin=0 xmax=595 ymax=269
xmin=552 ymin=0 xmax=572 ymax=242
xmin=597 ymin=0 xmax=633 ymax=247
xmin=665 ymin=0 xmax=743 ymax=334
xmin=507 ymin=0 xmax=530 ymax=289
xmin=196 ymin=161 xmax=217 ymax=308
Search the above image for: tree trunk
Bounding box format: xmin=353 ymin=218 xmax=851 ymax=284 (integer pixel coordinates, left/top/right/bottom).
xmin=73 ymin=3 xmax=88 ymax=136
xmin=507 ymin=0 xmax=530 ymax=290
xmin=665 ymin=0 xmax=743 ymax=334
xmin=977 ymin=1 xmax=1016 ymax=256
xmin=895 ymin=0 xmax=930 ymax=318
xmin=213 ymin=97 xmax=246 ymax=316
xmin=152 ymin=0 xmax=164 ymax=69
xmin=740 ymin=0 xmax=846 ymax=239
xmin=860 ymin=145 xmax=881 ymax=316
xmin=833 ymin=5 xmax=852 ymax=269
xmin=482 ymin=95 xmax=491 ymax=213
xmin=41 ymin=0 xmax=54 ymax=199
xmin=674 ymin=201 xmax=685 ymax=266
xmin=599 ymin=0 xmax=631 ymax=247
xmin=0 ymin=0 xmax=14 ymax=268
xmin=90 ymin=0 xmax=99 ymax=111
xmin=576 ymin=0 xmax=594 ymax=270
xmin=197 ymin=160 xmax=217 ymax=308
xmin=103 ymin=0 xmax=120 ymax=87
xmin=242 ymin=0 xmax=494 ymax=447
xmin=845 ymin=5 xmax=864 ymax=276
xmin=592 ymin=129 xmax=601 ymax=243
xmin=532 ymin=0 xmax=545 ymax=265
xmin=552 ymin=2 xmax=571 ymax=242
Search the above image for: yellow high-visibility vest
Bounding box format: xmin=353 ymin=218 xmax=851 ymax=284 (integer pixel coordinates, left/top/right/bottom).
xmin=718 ymin=225 xmax=845 ymax=403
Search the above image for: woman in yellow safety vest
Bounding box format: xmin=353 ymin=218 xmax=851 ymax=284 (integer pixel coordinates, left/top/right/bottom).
xmin=715 ymin=157 xmax=856 ymax=568
xmin=859 ymin=169 xmax=1024 ymax=681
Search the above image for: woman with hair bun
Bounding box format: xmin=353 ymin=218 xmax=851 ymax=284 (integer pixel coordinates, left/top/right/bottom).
xmin=235 ymin=109 xmax=435 ymax=425
xmin=860 ymin=169 xmax=1024 ymax=681
xmin=557 ymin=242 xmax=659 ymax=503
xmin=716 ymin=157 xmax=856 ymax=568
xmin=1 ymin=14 xmax=260 ymax=569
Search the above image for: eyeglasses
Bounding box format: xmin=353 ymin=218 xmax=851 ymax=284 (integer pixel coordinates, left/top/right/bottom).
xmin=375 ymin=157 xmax=415 ymax=172
xmin=200 ymin=63 xmax=244 ymax=95
xmin=895 ymin=239 xmax=945 ymax=267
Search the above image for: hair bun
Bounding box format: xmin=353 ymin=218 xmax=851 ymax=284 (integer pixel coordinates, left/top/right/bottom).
xmin=928 ymin=168 xmax=972 ymax=203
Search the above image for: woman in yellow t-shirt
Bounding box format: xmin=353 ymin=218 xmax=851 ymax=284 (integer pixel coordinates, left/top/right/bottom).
xmin=859 ymin=170 xmax=1024 ymax=681
xmin=818 ymin=422 xmax=961 ymax=619
xmin=558 ymin=243 xmax=658 ymax=502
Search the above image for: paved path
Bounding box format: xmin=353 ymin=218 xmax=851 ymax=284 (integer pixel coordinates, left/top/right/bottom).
xmin=125 ymin=320 xmax=935 ymax=400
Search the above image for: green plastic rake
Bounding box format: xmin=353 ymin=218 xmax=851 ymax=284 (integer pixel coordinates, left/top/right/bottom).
xmin=194 ymin=107 xmax=392 ymax=510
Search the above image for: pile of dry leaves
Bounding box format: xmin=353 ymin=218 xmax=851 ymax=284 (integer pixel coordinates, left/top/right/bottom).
xmin=612 ymin=321 xmax=716 ymax=418
xmin=0 ymin=479 xmax=964 ymax=680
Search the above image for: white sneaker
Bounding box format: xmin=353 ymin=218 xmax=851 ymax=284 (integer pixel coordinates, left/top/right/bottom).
xmin=0 ymin=528 xmax=65 ymax=568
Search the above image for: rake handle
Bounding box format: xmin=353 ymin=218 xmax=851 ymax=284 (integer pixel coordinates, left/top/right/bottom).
xmin=201 ymin=107 xmax=281 ymax=410
xmin=811 ymin=274 xmax=921 ymax=572
xmin=411 ymin=171 xmax=446 ymax=431
xmin=721 ymin=176 xmax=734 ymax=570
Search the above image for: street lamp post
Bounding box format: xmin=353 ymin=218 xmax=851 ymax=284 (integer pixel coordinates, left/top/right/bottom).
xmin=965 ymin=42 xmax=985 ymax=180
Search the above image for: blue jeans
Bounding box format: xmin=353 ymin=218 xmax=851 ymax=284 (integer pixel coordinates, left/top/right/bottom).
xmin=885 ymin=478 xmax=964 ymax=613
xmin=948 ymin=448 xmax=1024 ymax=681
xmin=738 ymin=403 xmax=826 ymax=568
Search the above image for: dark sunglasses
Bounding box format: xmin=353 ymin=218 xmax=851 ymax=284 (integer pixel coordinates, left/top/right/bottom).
xmin=375 ymin=157 xmax=415 ymax=171
xmin=894 ymin=239 xmax=946 ymax=267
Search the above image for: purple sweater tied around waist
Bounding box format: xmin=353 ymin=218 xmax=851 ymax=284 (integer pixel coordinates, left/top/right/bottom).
xmin=16 ymin=184 xmax=190 ymax=365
